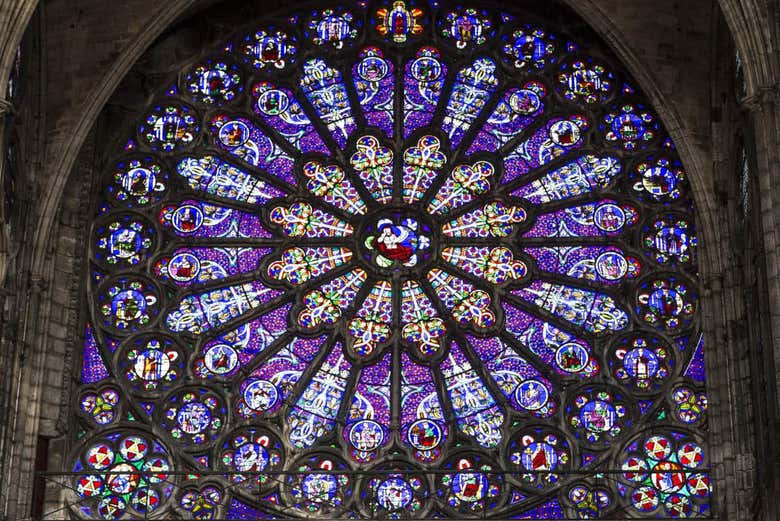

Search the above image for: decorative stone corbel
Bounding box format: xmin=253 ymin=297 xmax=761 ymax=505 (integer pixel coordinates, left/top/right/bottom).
xmin=740 ymin=84 xmax=780 ymax=112
xmin=0 ymin=97 xmax=13 ymax=114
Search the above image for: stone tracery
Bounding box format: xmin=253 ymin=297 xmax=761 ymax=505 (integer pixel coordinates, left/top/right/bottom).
xmin=69 ymin=1 xmax=709 ymax=518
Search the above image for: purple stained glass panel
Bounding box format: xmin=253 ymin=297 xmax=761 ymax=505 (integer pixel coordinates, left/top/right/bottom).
xmin=159 ymin=200 xmax=273 ymax=239
xmin=353 ymin=47 xmax=395 ymax=137
xmin=467 ymin=82 xmax=547 ymax=155
xmin=81 ymin=323 xmax=110 ymax=384
xmin=502 ymin=115 xmax=589 ymax=184
xmin=403 ymin=47 xmax=447 ymax=138
xmin=251 ymin=82 xmax=329 ymax=154
xmin=210 ymin=114 xmax=296 ymax=184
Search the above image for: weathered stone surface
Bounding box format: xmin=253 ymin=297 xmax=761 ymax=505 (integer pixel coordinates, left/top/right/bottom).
xmin=0 ymin=1 xmax=778 ymax=520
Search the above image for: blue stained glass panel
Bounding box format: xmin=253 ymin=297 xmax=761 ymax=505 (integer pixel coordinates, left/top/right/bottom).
xmin=236 ymin=335 xmax=326 ymax=418
xmin=502 ymin=115 xmax=589 ymax=184
xmin=300 ymin=58 xmax=357 ymax=148
xmin=177 ymin=155 xmax=287 ymax=205
xmin=400 ymin=353 xmax=447 ymax=461
xmin=155 ymin=247 xmax=272 ymax=287
xmin=287 ymin=342 xmax=352 ymax=448
xmin=442 ymin=58 xmax=499 ymax=148
xmin=503 ymin=303 xmax=598 ymax=377
xmin=524 ymin=246 xmax=637 ymax=285
xmin=344 ymin=353 xmax=392 ymax=460
xmin=440 ymin=342 xmax=504 ymax=448
xmin=468 ymin=335 xmax=555 ymax=417
xmin=165 ymin=281 xmax=282 ymax=335
xmin=512 ymin=280 xmax=629 ymax=334
xmin=523 ymin=200 xmax=637 ymax=238
xmin=196 ymin=304 xmax=292 ymax=377
xmin=511 ymin=154 xmax=621 ymax=204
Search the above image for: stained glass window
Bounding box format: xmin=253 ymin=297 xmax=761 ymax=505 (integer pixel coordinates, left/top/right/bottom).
xmin=72 ymin=2 xmax=709 ymax=519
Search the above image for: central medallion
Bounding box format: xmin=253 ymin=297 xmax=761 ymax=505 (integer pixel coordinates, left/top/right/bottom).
xmin=361 ymin=211 xmax=434 ymax=271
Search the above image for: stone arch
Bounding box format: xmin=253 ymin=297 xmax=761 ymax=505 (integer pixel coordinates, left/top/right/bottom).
xmin=30 ymin=0 xmax=726 ymax=280
xmin=0 ymin=1 xmax=770 ymax=520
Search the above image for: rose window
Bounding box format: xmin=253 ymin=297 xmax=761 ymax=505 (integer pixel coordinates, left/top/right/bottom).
xmin=72 ymin=2 xmax=710 ymax=519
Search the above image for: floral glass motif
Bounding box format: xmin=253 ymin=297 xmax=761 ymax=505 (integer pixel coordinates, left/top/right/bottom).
xmin=619 ymin=432 xmax=710 ymax=517
xmin=76 ymin=2 xmax=709 ymax=519
xmin=564 ymin=483 xmax=613 ymax=518
xmin=79 ymin=387 xmax=120 ymax=426
xmin=73 ymin=431 xmax=173 ymax=519
xmin=179 ymin=485 xmax=223 ymax=520
xmin=671 ymin=387 xmax=708 ymax=425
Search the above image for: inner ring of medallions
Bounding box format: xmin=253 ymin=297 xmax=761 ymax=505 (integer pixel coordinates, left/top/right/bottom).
xmin=356 ymin=207 xmax=439 ymax=277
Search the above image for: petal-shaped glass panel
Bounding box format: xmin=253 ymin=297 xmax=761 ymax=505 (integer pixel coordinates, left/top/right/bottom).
xmin=287 ymin=342 xmax=352 ymax=448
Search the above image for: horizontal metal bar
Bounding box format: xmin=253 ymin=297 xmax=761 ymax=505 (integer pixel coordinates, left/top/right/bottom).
xmin=19 ymin=517 xmax=715 ymax=521
xmin=37 ymin=468 xmax=712 ymax=477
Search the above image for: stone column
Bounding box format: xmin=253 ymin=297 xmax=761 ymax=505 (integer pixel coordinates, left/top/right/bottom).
xmin=736 ymin=87 xmax=780 ymax=521
xmin=0 ymin=97 xmax=11 ymax=286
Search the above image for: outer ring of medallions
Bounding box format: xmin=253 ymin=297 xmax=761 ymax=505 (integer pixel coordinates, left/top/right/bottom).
xmin=355 ymin=459 xmax=433 ymax=519
xmin=436 ymin=450 xmax=509 ymax=514
xmin=632 ymin=270 xmax=700 ymax=335
xmin=603 ymin=329 xmax=679 ymax=398
xmin=636 ymin=209 xmax=697 ymax=270
xmin=111 ymin=331 xmax=188 ymax=400
xmin=280 ymin=449 xmax=353 ymax=515
xmin=153 ymin=384 xmax=230 ymax=453
xmin=213 ymin=423 xmax=286 ymax=496
xmin=354 ymin=205 xmax=440 ymax=279
xmin=500 ymin=424 xmax=576 ymax=493
xmin=93 ymin=273 xmax=163 ymax=336
xmin=561 ymin=382 xmax=638 ymax=451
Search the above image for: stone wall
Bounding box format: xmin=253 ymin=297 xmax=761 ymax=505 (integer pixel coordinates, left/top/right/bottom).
xmin=0 ymin=0 xmax=777 ymax=520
